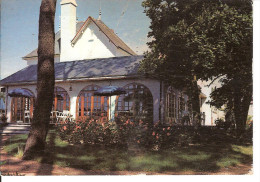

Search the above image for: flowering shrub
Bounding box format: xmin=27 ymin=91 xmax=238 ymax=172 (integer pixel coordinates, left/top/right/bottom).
xmin=55 ymin=120 xmax=80 ymax=144
xmin=56 ymin=117 xmax=200 ymax=150
xmin=56 ymin=118 xmax=127 ymax=146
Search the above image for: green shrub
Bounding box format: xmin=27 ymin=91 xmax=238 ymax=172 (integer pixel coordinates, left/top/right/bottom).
xmin=0 ymin=114 xmax=7 ymax=123
xmin=56 ymin=117 xmax=246 ymax=150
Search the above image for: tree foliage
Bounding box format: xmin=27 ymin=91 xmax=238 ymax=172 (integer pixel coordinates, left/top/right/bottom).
xmin=140 ymin=0 xmax=252 ymax=133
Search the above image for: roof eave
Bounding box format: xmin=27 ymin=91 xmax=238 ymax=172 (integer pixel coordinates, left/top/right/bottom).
xmin=118 ymin=46 xmax=137 ymax=56
xmin=22 ymin=54 xmax=60 ymax=61
xmin=71 ymin=17 xmax=136 ymax=56
xmin=1 ymin=74 xmax=142 ymax=86
xmin=71 ymin=17 xmax=92 ymax=45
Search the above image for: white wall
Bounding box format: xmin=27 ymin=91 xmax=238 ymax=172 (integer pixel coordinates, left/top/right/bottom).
xmin=24 ymin=21 xmax=130 ymax=65
xmin=248 ymin=102 xmax=253 ymax=117
xmin=197 ymin=79 xmax=225 ymax=125
xmin=69 ymin=21 xmax=128 ymax=61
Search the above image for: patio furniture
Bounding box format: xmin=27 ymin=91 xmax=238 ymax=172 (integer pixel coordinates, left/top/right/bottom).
xmin=24 ymin=110 xmax=31 ymax=123
xmin=56 ymin=110 xmax=73 ymax=122
xmin=50 ymin=111 xmax=59 ymax=123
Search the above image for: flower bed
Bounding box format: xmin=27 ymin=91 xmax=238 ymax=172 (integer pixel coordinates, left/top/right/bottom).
xmin=56 ymin=117 xmax=252 ymax=150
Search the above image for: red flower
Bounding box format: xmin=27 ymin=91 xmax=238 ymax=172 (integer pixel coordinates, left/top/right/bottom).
xmin=63 ymin=126 xmax=67 ymax=130
xmin=167 ymin=127 xmax=170 ymax=130
xmin=152 ymin=131 xmax=156 ymax=136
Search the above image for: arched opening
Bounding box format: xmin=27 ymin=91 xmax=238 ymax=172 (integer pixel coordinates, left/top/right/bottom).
xmin=115 ymin=83 xmax=153 ymax=122
xmin=50 ymin=87 xmax=71 ymax=123
xmin=76 ymin=85 xmax=109 ymax=121
xmin=52 ymin=87 xmax=70 ymax=112
xmin=10 ymin=88 xmax=35 ymax=123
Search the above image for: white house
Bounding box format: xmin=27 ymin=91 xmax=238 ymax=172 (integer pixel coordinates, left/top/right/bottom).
xmin=1 ymin=0 xmax=202 ymax=126
xmin=198 ymin=79 xmax=225 ymax=126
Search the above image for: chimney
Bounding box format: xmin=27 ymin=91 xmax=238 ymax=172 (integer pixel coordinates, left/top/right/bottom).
xmin=60 ymin=0 xmax=77 ymax=62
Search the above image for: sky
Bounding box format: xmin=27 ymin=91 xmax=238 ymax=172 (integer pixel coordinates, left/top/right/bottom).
xmin=0 ymin=0 xmax=151 ymax=79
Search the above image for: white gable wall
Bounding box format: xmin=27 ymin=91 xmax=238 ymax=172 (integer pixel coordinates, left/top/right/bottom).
xmin=70 ymin=21 xmax=128 ymax=61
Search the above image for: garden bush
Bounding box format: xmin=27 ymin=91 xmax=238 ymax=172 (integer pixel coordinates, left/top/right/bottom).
xmin=56 ymin=118 xmax=131 ymax=146
xmin=0 ymin=113 xmax=7 ymax=123
xmin=56 ymin=117 xmax=248 ymax=151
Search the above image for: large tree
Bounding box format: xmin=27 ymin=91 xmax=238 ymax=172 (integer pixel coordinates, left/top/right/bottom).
xmin=140 ymin=0 xmax=252 ymax=133
xmin=23 ymin=0 xmax=57 ymax=160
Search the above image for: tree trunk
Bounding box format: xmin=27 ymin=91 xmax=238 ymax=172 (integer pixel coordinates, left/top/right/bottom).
xmin=233 ymin=85 xmax=252 ymax=137
xmin=22 ymin=0 xmax=57 ymax=160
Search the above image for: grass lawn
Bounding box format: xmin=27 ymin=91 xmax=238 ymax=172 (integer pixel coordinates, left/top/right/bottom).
xmin=3 ymin=130 xmax=253 ymax=173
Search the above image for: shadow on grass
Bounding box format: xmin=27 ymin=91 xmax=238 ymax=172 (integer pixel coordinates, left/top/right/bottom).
xmin=3 ymin=130 xmax=253 ymax=174
xmin=35 ymin=131 xmax=56 ymax=175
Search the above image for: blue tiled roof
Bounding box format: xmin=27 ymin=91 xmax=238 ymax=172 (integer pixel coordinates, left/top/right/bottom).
xmin=1 ymin=55 xmax=144 ymax=85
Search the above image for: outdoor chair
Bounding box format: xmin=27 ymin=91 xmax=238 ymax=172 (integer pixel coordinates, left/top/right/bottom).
xmin=24 ymin=110 xmax=31 ymax=124
xmin=57 ymin=110 xmax=73 ymax=122
xmin=50 ymin=111 xmax=59 ymax=124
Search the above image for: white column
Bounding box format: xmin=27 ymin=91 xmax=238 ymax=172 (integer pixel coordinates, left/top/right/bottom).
xmin=109 ymin=95 xmax=117 ymax=121
xmin=70 ymin=96 xmax=77 ymax=119
xmin=68 ymin=87 xmax=79 ymax=120
xmin=6 ymin=96 xmax=12 ymax=123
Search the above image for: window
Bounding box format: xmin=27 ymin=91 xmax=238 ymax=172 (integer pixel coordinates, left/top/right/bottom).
xmin=53 ymin=87 xmax=70 ymax=112
xmin=166 ymin=86 xmax=176 ymax=123
xmin=77 ymin=85 xmax=109 ymax=119
xmin=178 ymin=92 xmax=185 ymax=119
xmin=116 ymin=83 xmax=153 ymax=121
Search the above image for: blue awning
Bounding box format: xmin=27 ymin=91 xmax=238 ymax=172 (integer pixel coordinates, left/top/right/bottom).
xmin=8 ymin=88 xmax=34 ymax=98
xmin=94 ymin=86 xmax=126 ymax=96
